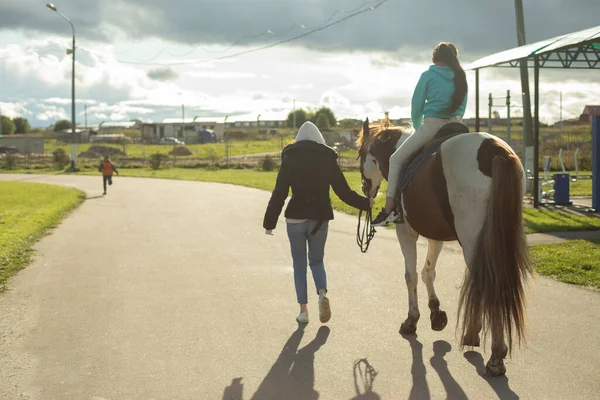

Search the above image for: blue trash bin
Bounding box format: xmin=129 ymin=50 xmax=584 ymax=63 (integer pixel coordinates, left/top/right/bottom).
xmin=553 ymin=173 xmax=570 ymax=205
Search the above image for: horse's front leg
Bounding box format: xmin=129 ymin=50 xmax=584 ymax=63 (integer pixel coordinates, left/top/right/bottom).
xmin=396 ymin=223 xmax=420 ymax=334
xmin=422 ymin=239 xmax=447 ymax=331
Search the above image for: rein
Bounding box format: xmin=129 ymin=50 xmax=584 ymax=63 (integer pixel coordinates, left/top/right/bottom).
xmin=356 ymin=207 xmax=376 ymax=253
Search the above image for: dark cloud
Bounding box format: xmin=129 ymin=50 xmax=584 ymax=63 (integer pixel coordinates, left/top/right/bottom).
xmin=147 ymin=67 xmax=179 ymax=81
xmin=1 ymin=0 xmax=598 ymax=56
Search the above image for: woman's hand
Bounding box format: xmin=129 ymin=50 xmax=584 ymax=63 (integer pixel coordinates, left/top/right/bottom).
xmin=369 ymin=198 xmax=375 ymax=209
xmin=265 ymin=229 xmax=274 ymax=236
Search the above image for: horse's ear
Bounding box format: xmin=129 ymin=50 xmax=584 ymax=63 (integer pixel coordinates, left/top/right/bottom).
xmin=363 ymin=118 xmax=370 ymax=138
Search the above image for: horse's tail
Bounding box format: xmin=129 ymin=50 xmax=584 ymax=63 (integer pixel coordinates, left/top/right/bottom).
xmin=458 ymin=151 xmax=533 ymax=354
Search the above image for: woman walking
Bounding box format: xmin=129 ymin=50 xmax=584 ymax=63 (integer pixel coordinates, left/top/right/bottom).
xmin=372 ymin=42 xmax=468 ymax=226
xmin=263 ymin=121 xmax=374 ymax=324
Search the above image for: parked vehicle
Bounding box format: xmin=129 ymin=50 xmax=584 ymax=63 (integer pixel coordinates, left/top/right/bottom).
xmin=0 ymin=146 xmax=19 ymax=154
xmin=159 ymin=137 xmax=185 ymax=145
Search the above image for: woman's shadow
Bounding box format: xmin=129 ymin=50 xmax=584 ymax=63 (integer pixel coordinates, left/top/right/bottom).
xmin=249 ymin=324 xmax=330 ymax=400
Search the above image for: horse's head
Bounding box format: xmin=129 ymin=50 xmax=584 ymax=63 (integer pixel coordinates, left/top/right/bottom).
xmin=356 ymin=117 xmax=409 ymax=198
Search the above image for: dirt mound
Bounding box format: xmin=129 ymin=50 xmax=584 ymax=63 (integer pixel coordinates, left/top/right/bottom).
xmin=88 ymin=146 xmax=127 ymax=157
xmin=169 ymin=146 xmax=193 ymax=156
xmin=78 ymin=151 xmax=103 ymax=159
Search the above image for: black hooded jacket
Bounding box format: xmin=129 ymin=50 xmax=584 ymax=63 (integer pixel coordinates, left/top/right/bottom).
xmin=263 ymin=140 xmax=370 ymax=230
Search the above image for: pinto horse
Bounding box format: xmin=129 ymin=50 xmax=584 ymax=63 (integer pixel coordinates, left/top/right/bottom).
xmin=357 ymin=118 xmax=533 ymax=376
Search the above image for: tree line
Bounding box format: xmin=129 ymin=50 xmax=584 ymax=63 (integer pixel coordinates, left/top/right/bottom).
xmin=0 ymin=116 xmax=72 ymax=135
xmin=286 ymin=106 xmax=361 ymax=131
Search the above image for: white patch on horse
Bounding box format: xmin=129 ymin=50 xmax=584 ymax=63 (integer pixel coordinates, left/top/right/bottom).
xmin=440 ymin=133 xmax=491 ymax=264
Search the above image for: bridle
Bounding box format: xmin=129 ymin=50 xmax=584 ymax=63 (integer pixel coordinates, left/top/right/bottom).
xmin=356 ymin=146 xmax=376 ymax=253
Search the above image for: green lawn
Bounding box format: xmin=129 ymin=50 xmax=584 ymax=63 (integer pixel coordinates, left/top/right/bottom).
xmin=44 ymin=137 xmax=289 ymax=160
xmin=523 ymin=208 xmax=600 ymax=234
xmin=2 ymin=167 xmax=598 ymax=234
xmin=0 ymin=182 xmax=85 ymax=291
xmin=530 ymin=240 xmax=600 ymax=290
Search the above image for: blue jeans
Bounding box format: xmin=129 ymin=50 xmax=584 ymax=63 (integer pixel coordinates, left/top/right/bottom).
xmin=286 ymin=220 xmax=329 ymax=304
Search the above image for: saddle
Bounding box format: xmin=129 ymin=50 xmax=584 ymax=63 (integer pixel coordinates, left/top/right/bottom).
xmin=397 ymin=122 xmax=470 ymax=196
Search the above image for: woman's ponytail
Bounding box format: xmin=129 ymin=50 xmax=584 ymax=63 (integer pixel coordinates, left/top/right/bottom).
xmin=433 ymin=42 xmax=468 ymax=113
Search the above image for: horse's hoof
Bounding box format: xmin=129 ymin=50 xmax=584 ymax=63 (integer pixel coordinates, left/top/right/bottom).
xmin=430 ymin=310 xmax=448 ymax=332
xmin=485 ymin=359 xmax=506 ymax=377
xmin=399 ymin=320 xmax=417 ymax=334
xmin=462 ymin=334 xmax=480 ymax=347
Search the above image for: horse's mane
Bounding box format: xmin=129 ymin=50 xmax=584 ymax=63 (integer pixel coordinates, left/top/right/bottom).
xmin=355 ymin=116 xmax=412 ymax=150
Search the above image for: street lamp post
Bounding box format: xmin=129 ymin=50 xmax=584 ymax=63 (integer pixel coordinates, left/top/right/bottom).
xmin=46 ymin=3 xmax=76 ymax=170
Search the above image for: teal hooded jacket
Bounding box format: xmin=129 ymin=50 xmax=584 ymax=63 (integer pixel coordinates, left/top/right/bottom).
xmin=411 ymin=65 xmax=468 ymax=131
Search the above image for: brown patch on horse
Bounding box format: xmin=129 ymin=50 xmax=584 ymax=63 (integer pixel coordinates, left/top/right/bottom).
xmin=477 ymin=138 xmax=512 ymax=177
xmin=404 ymin=151 xmax=457 ymax=241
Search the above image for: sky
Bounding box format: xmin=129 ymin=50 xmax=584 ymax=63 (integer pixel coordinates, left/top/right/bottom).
xmin=0 ymin=0 xmax=599 ymax=127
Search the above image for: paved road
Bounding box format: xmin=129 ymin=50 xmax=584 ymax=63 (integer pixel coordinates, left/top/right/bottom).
xmin=1 ymin=174 xmax=599 ymax=400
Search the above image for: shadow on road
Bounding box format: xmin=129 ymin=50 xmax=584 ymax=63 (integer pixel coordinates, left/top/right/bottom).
xmin=401 ymin=334 xmax=430 ymax=399
xmin=464 ymin=351 xmax=519 ymax=399
xmin=430 ymin=341 xmax=468 ymax=400
xmin=85 ymin=195 xmax=105 ymax=200
xmin=224 ymin=324 xmax=330 ymax=400
xmin=223 ymin=377 xmax=244 ymax=400
xmin=350 ymin=358 xmax=381 ymax=400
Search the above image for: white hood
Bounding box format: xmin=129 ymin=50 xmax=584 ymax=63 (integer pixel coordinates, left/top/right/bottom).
xmin=294 ymin=121 xmax=326 ymax=145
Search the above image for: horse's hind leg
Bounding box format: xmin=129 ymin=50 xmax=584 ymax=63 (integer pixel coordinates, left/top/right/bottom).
xmin=422 ymin=239 xmax=447 ymax=331
xmin=462 ymin=316 xmax=482 ymax=347
xmin=396 ymin=223 xmax=420 ymax=334
xmin=486 ymin=322 xmax=508 ymax=376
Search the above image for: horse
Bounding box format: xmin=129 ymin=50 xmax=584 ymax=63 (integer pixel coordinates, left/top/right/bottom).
xmin=356 ymin=118 xmax=533 ymax=376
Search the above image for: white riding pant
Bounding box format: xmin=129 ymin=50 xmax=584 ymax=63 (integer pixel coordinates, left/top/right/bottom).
xmin=386 ymin=116 xmax=461 ymax=198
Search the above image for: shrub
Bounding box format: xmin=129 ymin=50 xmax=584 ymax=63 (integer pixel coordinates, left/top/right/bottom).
xmin=149 ymin=153 xmax=170 ymax=170
xmin=2 ymin=154 xmax=18 ymax=170
xmin=52 ymin=148 xmax=71 ymax=169
xmin=260 ymin=155 xmax=277 ymax=171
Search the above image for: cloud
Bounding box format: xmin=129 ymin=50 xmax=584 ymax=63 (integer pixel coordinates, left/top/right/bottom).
xmin=1 ymin=31 xmax=598 ymax=127
xmin=147 ymin=67 xmax=179 ymax=81
xmin=35 ymin=104 xmax=69 ymax=121
xmin=186 ymin=71 xmax=255 ymax=79
xmin=1 ymin=0 xmax=598 ymax=55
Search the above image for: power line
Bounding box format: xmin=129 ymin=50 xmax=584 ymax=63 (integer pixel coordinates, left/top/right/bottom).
xmin=117 ymin=0 xmax=388 ymax=67
xmin=121 ymin=0 xmax=382 ymax=63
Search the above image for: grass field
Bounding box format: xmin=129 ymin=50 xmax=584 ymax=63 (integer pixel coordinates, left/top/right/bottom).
xmin=44 ymin=137 xmax=292 ymax=160
xmin=11 ymin=167 xmax=594 ymax=234
xmin=0 ymin=182 xmax=85 ymax=291
xmin=530 ymin=239 xmax=600 ymax=290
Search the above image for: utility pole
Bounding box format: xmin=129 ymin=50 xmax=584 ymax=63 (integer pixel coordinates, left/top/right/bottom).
xmin=515 ymin=0 xmax=534 ymax=191
xmin=293 ymin=99 xmax=296 ymax=132
xmin=181 ymin=104 xmax=184 ymax=142
xmin=560 ymin=90 xmax=563 ymax=135
xmin=507 ymin=90 xmax=511 ymax=145
xmin=488 ymin=93 xmax=493 ymax=134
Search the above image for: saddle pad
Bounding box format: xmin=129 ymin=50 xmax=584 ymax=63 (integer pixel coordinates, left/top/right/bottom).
xmin=399 ymin=143 xmax=442 ymax=194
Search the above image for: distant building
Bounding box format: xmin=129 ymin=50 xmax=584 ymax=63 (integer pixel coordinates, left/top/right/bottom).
xmin=0 ymin=135 xmax=44 ymax=154
xmin=580 ymin=105 xmax=600 ymax=123
xmin=99 ymin=120 xmax=143 ymax=132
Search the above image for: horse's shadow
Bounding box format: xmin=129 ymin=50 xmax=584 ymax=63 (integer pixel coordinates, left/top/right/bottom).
xmin=401 ymin=334 xmax=431 ymax=399
xmin=463 ymin=351 xmax=519 ymax=399
xmin=350 ymin=358 xmax=381 ymax=400
xmin=402 ymin=335 xmax=471 ymax=400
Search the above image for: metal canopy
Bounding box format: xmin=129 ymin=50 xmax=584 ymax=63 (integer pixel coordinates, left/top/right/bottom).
xmin=468 ymin=25 xmax=600 ymax=70
xmin=468 ymin=25 xmax=600 ymax=208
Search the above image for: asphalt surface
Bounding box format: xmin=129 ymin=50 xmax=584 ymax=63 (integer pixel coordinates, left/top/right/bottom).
xmin=0 ymin=174 xmax=599 ymax=400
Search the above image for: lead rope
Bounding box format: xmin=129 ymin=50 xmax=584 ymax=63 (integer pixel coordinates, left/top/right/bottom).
xmin=356 ymin=208 xmax=376 ymax=253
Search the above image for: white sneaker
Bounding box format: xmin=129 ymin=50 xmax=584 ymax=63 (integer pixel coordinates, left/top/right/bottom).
xmin=319 ymin=294 xmax=331 ymax=323
xmin=296 ymin=312 xmax=309 ymax=323
xmin=371 ymin=209 xmax=400 ymax=227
